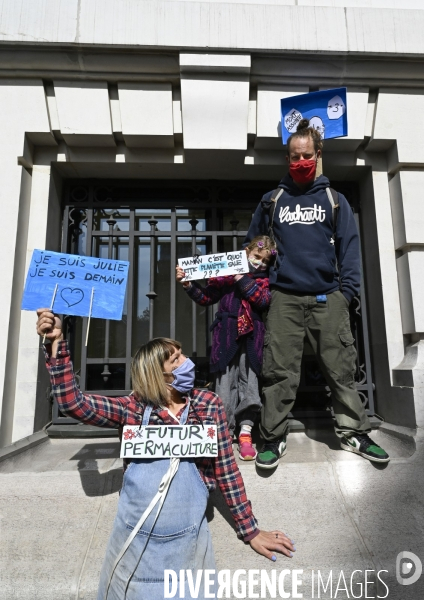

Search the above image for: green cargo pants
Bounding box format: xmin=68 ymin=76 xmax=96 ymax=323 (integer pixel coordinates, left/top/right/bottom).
xmin=260 ymin=288 xmax=371 ymax=442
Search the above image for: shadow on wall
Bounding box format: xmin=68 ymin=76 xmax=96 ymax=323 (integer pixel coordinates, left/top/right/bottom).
xmin=71 ymin=442 xmax=123 ymax=497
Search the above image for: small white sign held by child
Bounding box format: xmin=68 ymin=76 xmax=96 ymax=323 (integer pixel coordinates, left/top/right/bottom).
xmin=178 ymin=250 xmax=248 ymax=282
xmin=120 ymin=424 xmax=218 ymax=458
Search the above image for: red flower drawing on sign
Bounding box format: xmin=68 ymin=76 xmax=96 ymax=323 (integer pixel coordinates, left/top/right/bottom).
xmin=207 ymin=427 xmax=215 ymax=439
xmin=124 ymin=429 xmax=135 ymax=440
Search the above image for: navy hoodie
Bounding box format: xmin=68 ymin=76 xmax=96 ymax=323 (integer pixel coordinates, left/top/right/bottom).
xmin=244 ymin=174 xmax=360 ymax=303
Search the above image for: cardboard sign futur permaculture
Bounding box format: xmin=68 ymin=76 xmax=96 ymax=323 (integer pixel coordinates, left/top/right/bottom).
xmin=120 ymin=425 xmax=219 ymax=458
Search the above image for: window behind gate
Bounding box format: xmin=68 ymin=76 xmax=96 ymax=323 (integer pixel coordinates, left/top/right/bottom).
xmin=54 ymin=180 xmax=375 ymax=424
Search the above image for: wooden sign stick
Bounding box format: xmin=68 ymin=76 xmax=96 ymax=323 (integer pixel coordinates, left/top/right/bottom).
xmin=85 ymin=287 xmax=95 ymax=347
xmin=42 ymin=283 xmax=58 ymax=344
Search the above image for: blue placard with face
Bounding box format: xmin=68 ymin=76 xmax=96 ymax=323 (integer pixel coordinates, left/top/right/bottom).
xmin=21 ymin=250 xmax=129 ymax=320
xmin=281 ymin=88 xmax=348 ymax=145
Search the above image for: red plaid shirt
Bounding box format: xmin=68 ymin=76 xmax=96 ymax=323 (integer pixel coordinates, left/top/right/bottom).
xmin=45 ymin=340 xmax=259 ymax=541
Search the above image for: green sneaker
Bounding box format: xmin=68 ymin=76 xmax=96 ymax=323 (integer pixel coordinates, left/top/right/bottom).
xmin=255 ymin=438 xmax=287 ymax=469
xmin=340 ymin=434 xmax=390 ymax=463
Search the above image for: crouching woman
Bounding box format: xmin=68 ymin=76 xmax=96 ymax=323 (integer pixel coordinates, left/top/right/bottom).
xmin=36 ymin=309 xmax=295 ymax=600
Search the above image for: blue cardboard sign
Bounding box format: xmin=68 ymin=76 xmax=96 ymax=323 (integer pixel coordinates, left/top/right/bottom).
xmin=281 ymin=87 xmax=348 ymax=145
xmin=21 ymin=250 xmax=129 ymax=320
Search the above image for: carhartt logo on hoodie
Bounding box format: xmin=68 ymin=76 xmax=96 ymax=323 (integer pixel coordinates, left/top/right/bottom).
xmin=279 ymin=204 xmax=326 ymax=226
xmin=244 ymin=174 xmax=360 ymax=301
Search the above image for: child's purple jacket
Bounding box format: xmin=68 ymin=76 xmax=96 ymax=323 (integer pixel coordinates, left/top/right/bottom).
xmin=185 ymin=273 xmax=271 ymax=376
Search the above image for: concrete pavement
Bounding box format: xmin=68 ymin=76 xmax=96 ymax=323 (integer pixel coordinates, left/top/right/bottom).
xmin=0 ymin=428 xmax=423 ymax=599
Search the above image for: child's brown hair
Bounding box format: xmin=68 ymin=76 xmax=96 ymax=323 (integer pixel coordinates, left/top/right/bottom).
xmin=246 ymin=235 xmax=277 ymax=256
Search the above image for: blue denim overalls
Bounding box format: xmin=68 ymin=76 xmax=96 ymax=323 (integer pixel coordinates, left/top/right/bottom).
xmin=97 ymin=402 xmax=216 ymax=600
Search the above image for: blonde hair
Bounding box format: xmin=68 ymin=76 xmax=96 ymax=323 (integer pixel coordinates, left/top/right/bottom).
xmin=246 ymin=235 xmax=276 ymax=254
xmin=131 ymin=337 xmax=182 ymax=408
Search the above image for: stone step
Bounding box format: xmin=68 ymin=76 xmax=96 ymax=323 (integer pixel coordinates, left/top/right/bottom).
xmin=0 ymin=431 xmax=422 ymax=599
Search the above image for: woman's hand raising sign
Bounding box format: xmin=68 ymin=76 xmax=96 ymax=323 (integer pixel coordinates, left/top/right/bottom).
xmin=36 ymin=309 xmax=63 ymax=355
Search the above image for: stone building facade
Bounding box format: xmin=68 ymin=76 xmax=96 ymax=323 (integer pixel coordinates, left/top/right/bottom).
xmin=1 ymin=0 xmax=424 ymax=446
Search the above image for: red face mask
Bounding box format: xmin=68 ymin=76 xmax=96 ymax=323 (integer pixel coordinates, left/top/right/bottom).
xmin=289 ymin=158 xmax=317 ymax=184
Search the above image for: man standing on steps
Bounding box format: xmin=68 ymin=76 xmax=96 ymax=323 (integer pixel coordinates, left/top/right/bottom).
xmin=244 ymin=118 xmax=389 ymax=470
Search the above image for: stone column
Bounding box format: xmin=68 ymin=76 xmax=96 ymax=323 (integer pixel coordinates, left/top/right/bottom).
xmin=0 ymin=80 xmax=52 ymax=447
xmin=11 ymin=165 xmax=53 ymax=442
xmin=390 ymin=171 xmax=424 ymax=432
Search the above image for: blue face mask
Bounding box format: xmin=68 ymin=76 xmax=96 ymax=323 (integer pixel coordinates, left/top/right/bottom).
xmin=169 ymin=358 xmax=196 ymax=394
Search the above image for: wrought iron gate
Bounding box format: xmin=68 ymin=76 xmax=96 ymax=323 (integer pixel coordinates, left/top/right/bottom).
xmin=53 ymin=180 xmax=375 ymax=425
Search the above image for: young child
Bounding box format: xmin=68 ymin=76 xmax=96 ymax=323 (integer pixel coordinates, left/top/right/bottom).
xmin=176 ymin=236 xmax=276 ymax=461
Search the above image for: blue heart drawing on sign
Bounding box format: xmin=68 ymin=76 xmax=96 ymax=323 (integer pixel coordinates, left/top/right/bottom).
xmin=60 ymin=287 xmax=84 ymax=307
